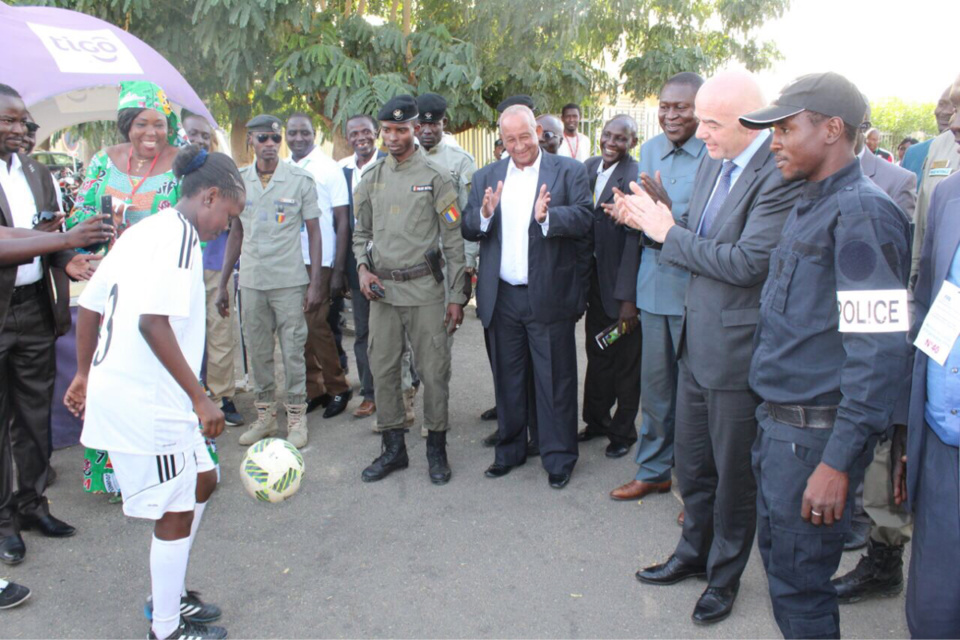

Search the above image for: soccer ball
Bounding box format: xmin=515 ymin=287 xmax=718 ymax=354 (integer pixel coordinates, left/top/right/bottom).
xmin=240 ymin=438 xmax=304 ymax=503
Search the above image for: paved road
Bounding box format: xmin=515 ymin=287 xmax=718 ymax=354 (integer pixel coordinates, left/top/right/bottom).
xmin=3 ymin=307 xmax=911 ymax=638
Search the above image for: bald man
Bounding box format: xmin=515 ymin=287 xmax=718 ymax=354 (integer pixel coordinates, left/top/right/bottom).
xmin=536 ymin=115 xmax=564 ymax=155
xmin=622 ymin=70 xmax=802 ymax=625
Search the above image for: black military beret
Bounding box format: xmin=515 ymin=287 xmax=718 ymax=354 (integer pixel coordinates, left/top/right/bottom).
xmin=246 ymin=114 xmax=283 ymax=133
xmin=377 ymin=95 xmax=419 ymax=123
xmin=496 ymin=94 xmax=535 ymax=114
xmin=417 ymin=93 xmax=448 ymax=123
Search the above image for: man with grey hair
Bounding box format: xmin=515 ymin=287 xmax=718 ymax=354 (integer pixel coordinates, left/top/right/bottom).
xmin=463 ymin=104 xmax=592 ymax=489
xmin=865 ymin=127 xmax=893 ymax=162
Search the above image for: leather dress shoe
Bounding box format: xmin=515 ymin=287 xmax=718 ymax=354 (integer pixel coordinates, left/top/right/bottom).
xmin=692 ymin=583 xmax=739 ymax=625
xmin=636 ymin=554 xmax=707 ymax=585
xmin=353 ymin=400 xmax=376 ymax=418
xmin=482 ymin=430 xmax=500 ymax=448
xmin=19 ymin=514 xmax=76 ymax=538
xmin=306 ymin=393 xmax=332 ymax=414
xmin=610 ymin=479 xmax=671 ymax=501
xmin=480 ymin=406 xmax=498 ymax=421
xmin=577 ymin=427 xmax=603 ymax=442
xmin=484 ymin=461 xmax=523 ymax=478
xmin=0 ymin=534 xmax=25 ymax=565
xmin=322 ymin=390 xmax=352 ymax=419
xmin=548 ymin=472 xmax=571 ymax=489
xmin=605 ymin=442 xmax=631 ymax=458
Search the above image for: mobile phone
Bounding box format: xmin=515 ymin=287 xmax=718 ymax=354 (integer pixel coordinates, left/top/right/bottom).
xmin=370 ymin=283 xmax=386 ymax=299
xmin=595 ymin=321 xmax=623 ymax=350
xmin=83 ymin=196 xmax=115 ymax=253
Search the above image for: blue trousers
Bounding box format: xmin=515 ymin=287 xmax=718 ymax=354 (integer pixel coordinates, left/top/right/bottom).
xmin=753 ymin=404 xmax=868 ymax=639
xmin=906 ymin=424 xmax=960 ymax=639
xmin=634 ymin=310 xmax=682 ymax=483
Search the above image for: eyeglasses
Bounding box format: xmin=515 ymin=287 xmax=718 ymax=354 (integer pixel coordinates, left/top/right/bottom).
xmin=542 ymin=131 xmax=559 ymax=140
xmin=255 ymin=134 xmax=282 ymax=144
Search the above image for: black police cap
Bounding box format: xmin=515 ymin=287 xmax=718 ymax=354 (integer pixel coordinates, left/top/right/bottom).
xmin=740 ymin=72 xmax=867 ymax=130
xmin=246 ymin=114 xmax=283 ymax=133
xmin=496 ymin=95 xmax=535 ymax=114
xmin=417 ymin=93 xmax=447 ymax=123
xmin=377 ymin=95 xmax=419 ymax=123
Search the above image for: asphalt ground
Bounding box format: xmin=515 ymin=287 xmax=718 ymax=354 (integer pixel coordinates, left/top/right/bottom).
xmin=2 ymin=305 xmax=911 ymax=638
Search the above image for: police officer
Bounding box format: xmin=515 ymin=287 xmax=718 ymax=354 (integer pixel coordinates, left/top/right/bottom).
xmin=216 ymin=114 xmax=324 ymax=450
xmin=740 ymin=73 xmax=912 ymax=639
xmin=353 ymin=95 xmax=467 ymax=485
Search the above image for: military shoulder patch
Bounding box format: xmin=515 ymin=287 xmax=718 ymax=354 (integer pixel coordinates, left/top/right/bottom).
xmin=412 ymin=184 xmax=434 ymax=192
xmin=441 ymin=204 xmax=460 ymax=225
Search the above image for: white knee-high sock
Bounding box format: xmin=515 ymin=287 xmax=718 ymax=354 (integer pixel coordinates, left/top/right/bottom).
xmin=151 ymin=535 xmax=191 ymax=639
xmin=182 ymin=501 xmax=207 ymax=597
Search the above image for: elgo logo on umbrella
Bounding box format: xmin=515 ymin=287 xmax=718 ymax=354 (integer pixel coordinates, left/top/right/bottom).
xmin=27 ymin=23 xmax=143 ymax=75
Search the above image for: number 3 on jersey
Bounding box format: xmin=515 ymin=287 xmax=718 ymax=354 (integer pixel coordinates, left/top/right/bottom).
xmin=93 ymin=284 xmax=119 ymax=366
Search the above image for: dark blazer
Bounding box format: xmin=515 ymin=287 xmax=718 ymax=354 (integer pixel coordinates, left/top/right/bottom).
xmin=0 ymin=152 xmax=74 ymax=336
xmin=659 ymin=139 xmax=801 ymax=390
xmin=906 ymin=171 xmax=960 ymax=509
xmin=462 ymin=151 xmax=593 ymax=327
xmin=583 ymin=155 xmax=641 ymax=318
xmin=860 ymin=149 xmax=917 ymax=219
xmin=344 ymin=150 xmax=387 ymax=290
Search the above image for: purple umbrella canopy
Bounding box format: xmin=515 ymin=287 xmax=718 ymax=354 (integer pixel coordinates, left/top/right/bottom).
xmin=0 ymin=1 xmax=218 ymax=142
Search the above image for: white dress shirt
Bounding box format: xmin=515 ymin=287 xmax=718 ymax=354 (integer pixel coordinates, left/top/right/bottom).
xmin=594 ymin=160 xmax=619 ymax=204
xmin=290 ymin=147 xmax=350 ymax=267
xmin=338 ymin=152 xmax=379 ymax=194
xmin=557 ymin=132 xmax=591 ymax=162
xmin=0 ymin=154 xmax=42 ymax=285
xmin=480 ymin=150 xmax=549 ymax=285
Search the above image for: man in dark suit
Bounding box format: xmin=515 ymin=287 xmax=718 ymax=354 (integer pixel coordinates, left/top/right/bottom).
xmin=614 ymin=71 xmax=801 ymax=624
xmin=579 ymin=115 xmax=641 ymax=458
xmin=462 ymin=104 xmax=592 ymax=489
xmin=0 ymin=84 xmax=99 ymax=565
xmin=903 ymin=78 xmax=960 ymax=638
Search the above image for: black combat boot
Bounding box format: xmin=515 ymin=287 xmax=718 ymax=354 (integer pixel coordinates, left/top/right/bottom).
xmin=361 ymin=429 xmax=409 ymax=482
xmin=426 ymin=430 xmax=452 ymax=485
xmin=832 ymin=539 xmax=904 ymax=604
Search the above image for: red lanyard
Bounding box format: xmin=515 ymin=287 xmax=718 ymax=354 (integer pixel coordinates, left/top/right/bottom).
xmin=565 ymin=133 xmax=579 ymax=158
xmin=127 ymin=146 xmax=161 ymax=196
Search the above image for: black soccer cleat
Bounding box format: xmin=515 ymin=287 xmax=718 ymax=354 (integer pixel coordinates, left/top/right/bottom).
xmin=145 ymin=591 xmax=222 ymax=623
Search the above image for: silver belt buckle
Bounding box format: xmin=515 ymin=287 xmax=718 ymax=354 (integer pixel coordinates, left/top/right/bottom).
xmin=796 ymin=405 xmax=807 ymax=428
xmin=390 ymin=269 xmax=404 ymax=282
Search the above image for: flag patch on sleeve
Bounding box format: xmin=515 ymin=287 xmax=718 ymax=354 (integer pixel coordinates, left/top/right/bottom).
xmin=442 ymin=204 xmax=460 ymax=224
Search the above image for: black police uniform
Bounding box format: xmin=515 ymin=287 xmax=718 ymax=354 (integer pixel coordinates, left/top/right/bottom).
xmin=749 ymin=159 xmax=912 ymax=638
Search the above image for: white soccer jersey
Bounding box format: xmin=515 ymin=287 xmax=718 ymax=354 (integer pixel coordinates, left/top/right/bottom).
xmin=79 ymin=208 xmax=206 ymax=456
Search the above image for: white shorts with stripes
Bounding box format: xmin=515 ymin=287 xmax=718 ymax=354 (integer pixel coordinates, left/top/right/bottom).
xmin=109 ymin=430 xmax=215 ymax=521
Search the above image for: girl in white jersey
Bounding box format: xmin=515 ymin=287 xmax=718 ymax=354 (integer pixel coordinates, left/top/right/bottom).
xmin=64 ymin=145 xmax=245 ymax=640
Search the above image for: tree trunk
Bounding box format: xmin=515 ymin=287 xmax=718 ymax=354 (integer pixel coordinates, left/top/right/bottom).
xmin=344 ymin=0 xmax=353 ymax=17
xmin=230 ymin=114 xmax=253 ymax=166
xmin=357 ymin=0 xmax=367 ymax=16
xmin=402 ymin=0 xmax=413 ymax=69
xmin=390 ymin=0 xmax=399 ymax=23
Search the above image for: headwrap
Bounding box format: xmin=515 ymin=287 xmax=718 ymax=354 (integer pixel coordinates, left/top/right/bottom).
xmin=117 ymin=80 xmax=181 ymax=145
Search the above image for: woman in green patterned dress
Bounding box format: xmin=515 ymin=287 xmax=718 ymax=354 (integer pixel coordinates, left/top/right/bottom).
xmin=67 ymin=81 xmax=204 ymax=495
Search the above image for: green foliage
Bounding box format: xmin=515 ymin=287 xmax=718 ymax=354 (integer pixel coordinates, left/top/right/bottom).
xmin=869 ymin=98 xmax=938 ymax=143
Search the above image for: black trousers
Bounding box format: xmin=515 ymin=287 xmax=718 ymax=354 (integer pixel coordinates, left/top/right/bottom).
xmin=0 ymin=290 xmax=56 ymax=537
xmin=582 ymin=273 xmax=640 ymax=446
xmin=483 ymin=326 xmax=538 ymax=444
xmin=488 ymin=282 xmax=577 ymax=475
xmin=673 ymin=360 xmax=760 ymax=588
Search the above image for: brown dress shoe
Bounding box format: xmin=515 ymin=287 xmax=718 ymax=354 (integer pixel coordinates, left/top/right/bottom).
xmin=609 ymin=479 xmax=672 ymax=501
xmin=353 ymin=400 xmax=376 ymax=418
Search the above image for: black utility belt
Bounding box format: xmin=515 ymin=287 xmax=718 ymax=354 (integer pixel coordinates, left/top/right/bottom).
xmin=10 ymin=280 xmax=45 ymax=305
xmin=764 ymin=402 xmax=837 ymax=429
xmin=374 ymin=258 xmax=444 ymax=283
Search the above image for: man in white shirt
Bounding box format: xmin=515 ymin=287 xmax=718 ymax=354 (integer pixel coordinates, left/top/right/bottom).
xmin=557 ymin=103 xmax=591 ymax=162
xmin=286 ymin=114 xmax=353 ymax=419
xmin=462 ymin=104 xmax=593 ymax=489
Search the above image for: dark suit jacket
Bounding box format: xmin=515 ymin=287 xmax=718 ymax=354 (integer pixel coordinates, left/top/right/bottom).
xmin=659 ymin=139 xmax=802 ymax=390
xmin=344 ymin=150 xmax=387 ymax=290
xmin=906 ymin=171 xmax=960 ymax=509
xmin=0 ymin=152 xmax=74 ymax=336
xmin=860 ymin=149 xmax=917 ymax=219
xmin=462 ymin=151 xmax=593 ymax=327
xmin=583 ymin=155 xmax=641 ymax=319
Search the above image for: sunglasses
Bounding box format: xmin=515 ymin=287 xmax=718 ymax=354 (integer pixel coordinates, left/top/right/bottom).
xmin=255 ymin=133 xmax=282 ymax=144
xmin=542 ymin=131 xmax=560 ymax=140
